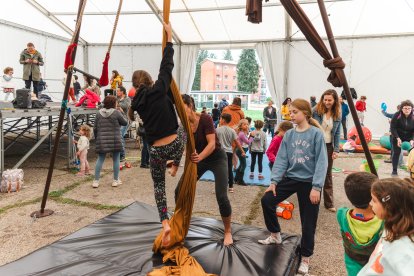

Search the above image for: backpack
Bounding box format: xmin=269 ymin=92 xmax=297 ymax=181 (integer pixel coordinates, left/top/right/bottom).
xmin=219 ymin=100 xmax=228 ymax=112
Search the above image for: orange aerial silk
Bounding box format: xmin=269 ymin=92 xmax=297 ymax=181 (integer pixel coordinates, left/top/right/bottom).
xmin=148 ymin=1 xmax=214 ymax=276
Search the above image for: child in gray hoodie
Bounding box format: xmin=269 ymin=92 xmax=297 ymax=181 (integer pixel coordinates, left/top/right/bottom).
xmin=249 ymin=120 xmax=267 ymax=180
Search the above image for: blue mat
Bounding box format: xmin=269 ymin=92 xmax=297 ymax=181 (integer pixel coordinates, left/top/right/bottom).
xmin=200 ymin=150 xmax=272 ymax=186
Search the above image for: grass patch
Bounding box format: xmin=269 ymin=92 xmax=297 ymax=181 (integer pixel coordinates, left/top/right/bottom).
xmin=48 ymin=176 xmax=93 ymax=198
xmin=0 ymin=197 xmax=42 ymax=215
xmin=51 ymin=197 xmax=124 ymax=211
xmin=243 ymin=187 xmax=266 ymax=225
xmin=243 ymin=110 xmax=263 ymax=122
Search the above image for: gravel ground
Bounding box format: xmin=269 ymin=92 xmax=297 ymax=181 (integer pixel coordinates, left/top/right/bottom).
xmin=0 ymin=137 xmax=410 ymax=275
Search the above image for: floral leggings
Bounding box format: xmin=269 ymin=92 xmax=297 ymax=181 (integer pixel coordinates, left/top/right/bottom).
xmin=149 ymin=129 xmax=185 ymax=222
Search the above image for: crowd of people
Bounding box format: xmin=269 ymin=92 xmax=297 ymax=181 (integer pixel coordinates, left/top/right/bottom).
xmin=2 ymin=26 xmax=414 ymax=276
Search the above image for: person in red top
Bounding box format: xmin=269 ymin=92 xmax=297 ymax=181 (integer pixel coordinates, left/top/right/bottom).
xmin=266 ymin=121 xmax=293 ymax=169
xmin=355 ymin=96 xmax=367 ymax=126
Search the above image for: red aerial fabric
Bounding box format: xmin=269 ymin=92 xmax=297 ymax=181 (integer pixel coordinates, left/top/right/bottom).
xmin=99 ymin=52 xmax=110 ymax=87
xmin=279 ymin=0 xmax=345 ymax=87
xmin=64 ymin=44 xmax=77 ymax=69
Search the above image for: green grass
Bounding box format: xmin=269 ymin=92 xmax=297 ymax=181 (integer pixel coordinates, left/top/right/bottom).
xmin=243 ymin=110 xmax=263 ymax=122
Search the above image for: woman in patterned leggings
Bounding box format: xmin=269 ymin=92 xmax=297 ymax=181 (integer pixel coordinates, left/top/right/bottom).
xmin=129 ymin=22 xmax=184 ymax=247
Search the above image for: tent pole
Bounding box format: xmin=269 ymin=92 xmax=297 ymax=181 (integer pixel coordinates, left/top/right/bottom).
xmin=317 ymin=0 xmax=377 ymax=176
xmin=31 ymin=0 xmax=86 ymax=218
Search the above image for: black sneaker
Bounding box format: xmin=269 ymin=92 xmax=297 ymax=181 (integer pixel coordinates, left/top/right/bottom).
xmin=391 ymin=171 xmax=398 ymax=177
xmin=140 ymin=164 xmax=150 ymax=169
xmin=384 ymin=159 xmax=392 ymax=163
xmin=120 ymin=157 xmax=126 ymax=163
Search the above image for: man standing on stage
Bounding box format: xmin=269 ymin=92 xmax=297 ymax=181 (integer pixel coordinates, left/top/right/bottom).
xmin=20 ymin=42 xmax=44 ymax=97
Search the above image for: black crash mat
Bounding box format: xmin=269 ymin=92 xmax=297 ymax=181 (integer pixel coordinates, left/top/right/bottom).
xmin=0 ymin=202 xmax=301 ymax=276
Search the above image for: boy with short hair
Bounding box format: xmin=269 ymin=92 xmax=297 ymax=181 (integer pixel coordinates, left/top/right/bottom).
xmin=216 ymin=113 xmax=245 ymax=193
xmin=337 ymin=172 xmax=383 ymax=276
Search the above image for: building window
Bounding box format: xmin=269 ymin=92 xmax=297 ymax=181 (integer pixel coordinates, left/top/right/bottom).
xmin=216 ymin=65 xmax=221 ymax=70
xmin=224 ymin=75 xmax=228 ymax=80
xmin=261 ymin=79 xmax=266 ymax=88
xmin=233 ymin=85 xmax=236 ymax=90
xmin=233 ymin=67 xmax=236 ymax=71
xmin=233 ymin=76 xmax=236 ymax=80
xmin=216 ymin=84 xmax=220 ymax=90
xmin=216 ymin=74 xmax=221 ymax=80
xmin=224 ymin=65 xmax=228 ymax=70
xmin=224 ymin=85 xmax=228 ymax=90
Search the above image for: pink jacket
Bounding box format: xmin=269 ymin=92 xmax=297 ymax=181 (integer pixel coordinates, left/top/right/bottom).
xmin=75 ymin=89 xmax=100 ymax=108
xmin=266 ymin=135 xmax=283 ymax=163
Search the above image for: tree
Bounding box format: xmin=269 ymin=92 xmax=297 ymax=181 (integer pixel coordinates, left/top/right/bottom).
xmin=223 ymin=49 xmax=233 ymax=61
xmin=208 ymin=52 xmax=217 ymax=59
xmin=192 ymin=49 xmax=208 ymax=91
xmin=237 ymin=49 xmax=259 ymax=93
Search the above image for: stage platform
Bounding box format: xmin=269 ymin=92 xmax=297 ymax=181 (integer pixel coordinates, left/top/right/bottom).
xmin=0 ymin=202 xmax=301 ymax=276
xmin=0 ymin=102 xmax=97 ymax=173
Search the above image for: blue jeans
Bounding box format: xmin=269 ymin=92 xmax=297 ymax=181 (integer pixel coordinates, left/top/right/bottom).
xmin=95 ymin=152 xmax=120 ymax=181
xmin=120 ymin=124 xmax=129 ymax=159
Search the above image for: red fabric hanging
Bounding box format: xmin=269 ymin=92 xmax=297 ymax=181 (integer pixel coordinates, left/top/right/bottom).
xmin=64 ymin=44 xmax=77 ymax=69
xmin=99 ymin=52 xmax=110 ymax=86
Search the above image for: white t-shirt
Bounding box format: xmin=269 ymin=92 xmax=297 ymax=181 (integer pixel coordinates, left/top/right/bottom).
xmin=216 ymin=126 xmax=237 ymax=153
xmin=77 ymin=136 xmax=90 ymax=151
xmin=322 ymin=114 xmax=333 ymax=143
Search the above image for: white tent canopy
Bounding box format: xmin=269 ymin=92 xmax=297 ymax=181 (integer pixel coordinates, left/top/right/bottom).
xmin=1 ymin=0 xmax=414 ymax=138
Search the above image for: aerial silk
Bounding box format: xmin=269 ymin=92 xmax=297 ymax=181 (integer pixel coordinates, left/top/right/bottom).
xmin=98 ymin=0 xmax=123 ymax=86
xmin=148 ymin=1 xmax=213 ymax=275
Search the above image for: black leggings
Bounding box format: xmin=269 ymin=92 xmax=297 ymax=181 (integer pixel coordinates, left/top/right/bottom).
xmin=175 ymin=148 xmax=232 ymax=218
xmin=250 ymin=152 xmax=264 ymax=173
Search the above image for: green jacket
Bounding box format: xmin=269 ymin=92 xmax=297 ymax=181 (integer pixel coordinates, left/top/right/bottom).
xmin=19 ymin=49 xmax=44 ymax=81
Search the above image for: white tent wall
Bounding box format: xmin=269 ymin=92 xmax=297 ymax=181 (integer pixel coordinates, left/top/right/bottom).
xmin=86 ymin=45 xmax=179 ymax=90
xmin=0 ymin=22 xmax=85 ymax=101
xmin=286 ymin=35 xmax=414 ymax=139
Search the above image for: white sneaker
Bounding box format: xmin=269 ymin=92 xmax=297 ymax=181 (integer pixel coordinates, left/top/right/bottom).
xmin=92 ymin=180 xmax=99 ymax=188
xmin=298 ymin=257 xmax=310 ymax=275
xmin=258 ymin=232 xmax=282 ymax=245
xmin=112 ymin=179 xmax=122 ymax=187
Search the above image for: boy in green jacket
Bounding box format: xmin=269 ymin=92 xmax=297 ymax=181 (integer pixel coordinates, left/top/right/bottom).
xmin=337 ymin=172 xmax=383 ymax=276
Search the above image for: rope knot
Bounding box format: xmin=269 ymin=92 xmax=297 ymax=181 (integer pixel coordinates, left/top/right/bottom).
xmin=323 ymin=57 xmax=346 ymax=87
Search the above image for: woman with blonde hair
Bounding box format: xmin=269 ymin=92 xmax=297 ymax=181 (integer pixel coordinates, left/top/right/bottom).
xmin=259 ymin=98 xmax=327 ymax=275
xmin=312 ymin=89 xmax=341 ymax=212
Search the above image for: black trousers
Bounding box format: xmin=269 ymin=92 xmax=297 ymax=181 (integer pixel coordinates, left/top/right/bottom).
xmin=250 ymin=152 xmax=263 ymax=173
xmin=24 ymin=74 xmax=39 ymax=97
xmin=226 ymin=152 xmax=234 ymax=188
xmin=261 ymin=178 xmax=320 ymax=257
xmin=341 ymin=118 xmax=347 ymax=139
xmin=176 ymin=149 xmax=232 ymax=218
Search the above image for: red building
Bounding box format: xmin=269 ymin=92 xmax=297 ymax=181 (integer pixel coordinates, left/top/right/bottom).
xmin=200 ymin=58 xmax=267 ymax=103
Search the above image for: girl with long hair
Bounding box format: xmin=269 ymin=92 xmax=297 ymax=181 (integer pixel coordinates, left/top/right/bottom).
xmin=358 ymin=178 xmax=414 ymax=275
xmin=179 ymin=94 xmax=234 ymax=245
xmin=129 ymin=22 xmax=184 ymax=247
xmin=259 ymin=98 xmax=328 ymax=275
